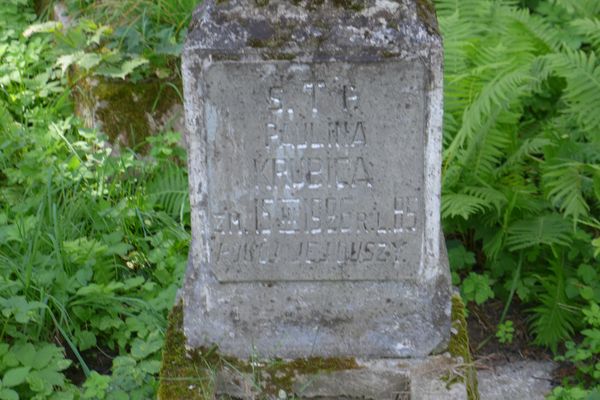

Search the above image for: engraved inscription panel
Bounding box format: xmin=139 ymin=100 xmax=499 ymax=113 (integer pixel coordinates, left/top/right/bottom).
xmin=205 ymin=62 xmax=426 ymax=282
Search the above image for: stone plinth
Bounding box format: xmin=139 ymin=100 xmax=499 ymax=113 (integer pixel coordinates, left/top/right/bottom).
xmin=158 ymin=298 xmax=476 ymax=399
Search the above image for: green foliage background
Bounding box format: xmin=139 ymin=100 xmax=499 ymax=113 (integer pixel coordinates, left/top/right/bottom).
xmin=436 ymin=0 xmax=600 ymax=396
xmin=0 ymin=1 xmax=189 ymax=398
xmin=0 ymin=0 xmax=598 ymax=398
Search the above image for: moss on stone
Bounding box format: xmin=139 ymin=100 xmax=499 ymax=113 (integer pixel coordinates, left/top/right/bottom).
xmin=448 ymin=294 xmax=479 ymax=400
xmin=263 ymin=51 xmax=296 ymax=61
xmin=382 ymin=51 xmax=401 ymax=58
xmin=415 ymin=0 xmax=440 ymax=36
xmin=247 ymin=33 xmax=292 ymax=50
xmin=159 ymin=297 xmax=480 ymax=399
xmin=158 ymin=302 xmax=360 ymax=399
xmin=331 ymin=0 xmax=365 ymax=12
xmin=260 ymin=356 xmax=360 ymax=395
xmin=304 ymin=0 xmax=325 ymax=11
xmin=212 ymin=53 xmax=243 ymax=61
xmin=158 ymin=303 xmax=210 ymax=400
xmin=73 ymin=75 xmax=182 ymax=151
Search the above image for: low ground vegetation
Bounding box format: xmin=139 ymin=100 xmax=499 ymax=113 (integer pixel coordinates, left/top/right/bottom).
xmin=437 ymin=0 xmax=600 ymax=396
xmin=0 ymin=0 xmax=598 ymax=398
xmin=1 ymin=1 xmax=189 ymax=398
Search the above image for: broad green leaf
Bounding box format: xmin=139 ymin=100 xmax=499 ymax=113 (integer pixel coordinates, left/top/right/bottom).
xmin=55 ymin=359 xmax=72 ymax=371
xmin=75 ymin=53 xmax=101 ymax=70
xmin=577 ymin=264 xmax=597 ymax=285
xmin=29 ymin=368 xmax=63 ymax=387
xmin=94 ymin=315 xmax=123 ymax=331
xmin=130 ymin=337 xmax=163 ymax=360
xmin=76 ymin=284 xmax=102 ymax=296
xmin=105 ymin=281 xmax=124 ymax=292
xmin=447 ymin=242 xmax=476 ymax=270
xmin=0 ymin=388 xmax=18 ymax=400
xmin=88 ymin=25 xmax=112 ymax=45
xmin=56 ymin=52 xmax=84 ymax=74
xmin=461 ymin=273 xmax=494 ymax=305
xmin=580 ymin=286 xmax=595 ymax=301
xmin=123 ymin=277 xmax=144 ymax=290
xmin=74 ymin=266 xmax=93 ymax=287
xmin=32 ymin=345 xmax=57 ymax=370
xmin=0 ymin=344 xmax=9 ymax=357
xmin=139 ymin=360 xmax=161 ymax=374
xmin=2 ymin=352 xmax=19 ymax=368
xmin=96 ymin=57 xmax=148 ymax=80
xmin=106 ymin=242 xmax=132 ymax=256
xmin=12 ymin=343 xmax=35 ymax=367
xmin=593 ymin=237 xmax=600 ymax=258
xmin=76 ymin=331 xmax=96 ymax=351
xmin=26 ymin=372 xmax=45 ymax=392
xmin=2 ymin=366 xmax=30 ymax=387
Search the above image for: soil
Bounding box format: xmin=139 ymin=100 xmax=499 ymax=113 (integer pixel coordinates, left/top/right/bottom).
xmin=63 ymin=344 xmax=117 ymax=385
xmin=466 ymin=298 xmax=575 ymax=386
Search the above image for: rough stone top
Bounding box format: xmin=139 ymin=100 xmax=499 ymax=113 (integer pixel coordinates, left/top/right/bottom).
xmin=185 ymin=0 xmax=440 ymax=62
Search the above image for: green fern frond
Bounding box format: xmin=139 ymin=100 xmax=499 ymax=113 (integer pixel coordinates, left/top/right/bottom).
xmin=434 ymin=0 xmax=495 ymax=20
xmin=439 ymin=12 xmax=474 ymax=75
xmin=473 ymin=67 xmax=534 ymax=111
xmin=502 ymin=8 xmax=566 ymax=53
xmin=571 ymin=18 xmax=600 ymax=52
xmin=444 ymin=74 xmax=482 ymax=124
xmin=546 ymin=50 xmax=600 ymax=133
xmin=465 ymin=125 xmax=513 ymax=177
xmin=441 ymin=192 xmax=493 ymax=219
xmin=463 ymin=186 xmax=507 ymax=213
xmin=496 ymin=137 xmax=554 ymax=176
xmin=506 ymin=214 xmax=572 ymax=251
xmin=482 ymin=229 xmax=505 ymax=260
xmin=444 ymin=68 xmax=532 ymax=163
xmin=529 ymin=261 xmax=578 ymax=350
xmin=146 ymin=162 xmax=189 ymax=220
xmin=442 ymin=163 xmax=462 ymax=190
xmin=442 ymin=113 xmax=460 ymax=146
xmin=552 ymin=0 xmax=600 ymax=18
xmin=543 ymin=161 xmax=592 ymax=220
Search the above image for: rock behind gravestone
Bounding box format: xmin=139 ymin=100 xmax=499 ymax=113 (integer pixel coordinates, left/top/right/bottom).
xmin=182 ymin=0 xmax=449 ymax=359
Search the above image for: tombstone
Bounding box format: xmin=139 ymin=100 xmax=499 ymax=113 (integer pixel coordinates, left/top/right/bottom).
xmin=174 ymin=0 xmax=470 ymax=398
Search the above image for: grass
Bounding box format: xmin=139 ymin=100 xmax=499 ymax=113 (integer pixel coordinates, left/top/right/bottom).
xmin=0 ymin=1 xmax=190 ymax=397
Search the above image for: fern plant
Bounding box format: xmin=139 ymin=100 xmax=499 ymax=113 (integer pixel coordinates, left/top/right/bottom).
xmin=435 ymin=0 xmax=600 ymax=351
xmin=146 ymin=161 xmax=189 ymax=222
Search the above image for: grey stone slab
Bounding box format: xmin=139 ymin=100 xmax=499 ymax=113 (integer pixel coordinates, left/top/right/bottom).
xmin=182 ymin=0 xmax=448 ymax=359
xmin=215 ymin=357 xmax=467 ymax=400
xmin=478 ymin=360 xmax=556 ymax=400
xmin=204 ymin=61 xmax=426 ymax=282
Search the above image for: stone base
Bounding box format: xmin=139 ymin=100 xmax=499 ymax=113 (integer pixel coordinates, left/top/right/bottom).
xmin=216 ymin=356 xmax=468 ymax=400
xmin=158 ymin=296 xmax=477 ymax=400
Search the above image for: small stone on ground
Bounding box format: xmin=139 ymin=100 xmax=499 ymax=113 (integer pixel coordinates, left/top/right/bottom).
xmin=477 ymin=360 xmax=556 ymax=400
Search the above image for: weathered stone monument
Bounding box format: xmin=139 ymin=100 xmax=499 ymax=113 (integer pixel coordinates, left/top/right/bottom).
xmin=162 ymin=0 xmax=473 ymax=398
